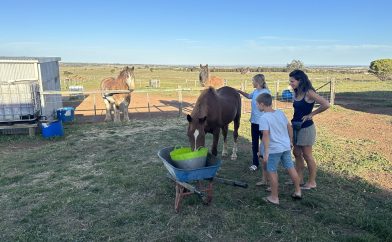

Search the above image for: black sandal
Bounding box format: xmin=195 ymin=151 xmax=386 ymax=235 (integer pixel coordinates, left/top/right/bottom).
xmin=291 ymin=193 xmax=302 ymax=200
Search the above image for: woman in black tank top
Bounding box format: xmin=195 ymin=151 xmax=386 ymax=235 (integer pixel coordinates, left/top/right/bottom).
xmin=289 ymin=70 xmax=330 ymax=190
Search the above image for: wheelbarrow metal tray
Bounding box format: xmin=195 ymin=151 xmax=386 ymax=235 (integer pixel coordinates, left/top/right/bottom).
xmin=158 ymin=147 xmax=221 ymax=182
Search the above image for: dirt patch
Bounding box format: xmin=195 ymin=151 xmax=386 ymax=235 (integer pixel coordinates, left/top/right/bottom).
xmin=315 ymin=107 xmax=392 ymax=162
xmin=315 ymin=106 xmax=392 ymax=189
xmin=63 ymin=92 xmax=199 ymax=122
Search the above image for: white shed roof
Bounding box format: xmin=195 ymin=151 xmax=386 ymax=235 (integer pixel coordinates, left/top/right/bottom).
xmin=0 ymin=56 xmax=61 ymax=63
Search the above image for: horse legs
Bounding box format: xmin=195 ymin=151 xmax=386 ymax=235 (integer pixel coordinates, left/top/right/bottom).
xmin=103 ymin=98 xmax=112 ymax=122
xmin=123 ymin=104 xmax=130 ymax=122
xmin=121 ymin=102 xmax=130 ymax=122
xmin=221 ymin=125 xmax=229 ymax=157
xmin=113 ymin=104 xmax=120 ymax=123
xmin=211 ymin=128 xmax=220 ymax=157
xmin=231 ymin=116 xmax=240 ymax=160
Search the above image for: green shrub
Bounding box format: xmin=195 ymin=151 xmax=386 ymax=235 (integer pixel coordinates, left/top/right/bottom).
xmin=369 ymin=59 xmax=392 ymax=81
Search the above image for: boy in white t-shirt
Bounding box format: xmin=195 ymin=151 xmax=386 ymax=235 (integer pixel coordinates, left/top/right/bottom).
xmin=256 ymin=93 xmax=302 ymax=205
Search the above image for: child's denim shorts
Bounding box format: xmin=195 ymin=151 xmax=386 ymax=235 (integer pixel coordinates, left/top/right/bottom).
xmin=267 ymin=150 xmax=294 ymax=172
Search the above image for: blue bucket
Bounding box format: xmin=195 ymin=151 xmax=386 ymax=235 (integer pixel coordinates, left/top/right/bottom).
xmin=281 ymin=89 xmax=293 ymax=101
xmin=41 ymin=120 xmax=64 ymax=138
xmin=57 ymin=107 xmax=75 ymax=122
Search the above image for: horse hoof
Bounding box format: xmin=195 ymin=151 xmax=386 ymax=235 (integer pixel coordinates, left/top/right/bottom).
xmin=231 ymin=155 xmax=237 ymax=160
xmin=222 ymin=152 xmax=228 ymax=157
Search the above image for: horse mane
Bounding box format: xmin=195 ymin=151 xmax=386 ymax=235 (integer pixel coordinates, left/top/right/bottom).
xmin=118 ymin=68 xmax=129 ymax=80
xmin=191 ymin=87 xmax=217 ymax=118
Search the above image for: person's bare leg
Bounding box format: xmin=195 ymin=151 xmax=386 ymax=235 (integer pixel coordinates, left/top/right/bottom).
xmin=287 ymin=168 xmax=302 ymax=196
xmin=267 ymin=172 xmax=279 ymax=204
xmin=261 ymin=161 xmax=268 ymax=183
xmin=293 ymin=145 xmax=305 ymax=184
xmin=302 ymin=145 xmax=317 ymax=188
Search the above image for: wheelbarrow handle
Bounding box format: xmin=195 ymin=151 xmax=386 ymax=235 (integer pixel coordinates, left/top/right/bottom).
xmin=214 ymin=177 xmax=248 ymax=188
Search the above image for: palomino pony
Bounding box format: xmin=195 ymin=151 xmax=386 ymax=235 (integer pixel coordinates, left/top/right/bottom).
xmin=199 ymin=64 xmax=225 ymax=88
xmin=187 ymin=86 xmax=241 ymax=160
xmin=100 ymin=66 xmax=135 ymax=122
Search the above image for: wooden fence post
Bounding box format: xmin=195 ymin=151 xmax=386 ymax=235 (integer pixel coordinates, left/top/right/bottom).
xmin=147 ymin=92 xmax=151 ymax=116
xmin=274 ymin=80 xmax=280 ymax=109
xmin=330 ymin=78 xmax=336 ymax=105
xmin=178 ymin=85 xmax=183 ymax=116
xmin=93 ymin=94 xmax=97 ymax=118
xmin=240 ymin=82 xmax=246 ymax=113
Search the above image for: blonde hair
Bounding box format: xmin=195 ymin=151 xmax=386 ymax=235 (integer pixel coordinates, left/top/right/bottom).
xmin=252 ymin=74 xmax=268 ymax=89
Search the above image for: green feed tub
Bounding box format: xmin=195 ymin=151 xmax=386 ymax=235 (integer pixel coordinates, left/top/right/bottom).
xmin=169 ymin=147 xmax=208 ymax=170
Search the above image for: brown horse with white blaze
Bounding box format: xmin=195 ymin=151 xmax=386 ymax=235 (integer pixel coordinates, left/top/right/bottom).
xmin=100 ymin=66 xmax=135 ymax=122
xmin=199 ymin=64 xmax=225 ymax=88
xmin=187 ymin=86 xmax=241 ymax=160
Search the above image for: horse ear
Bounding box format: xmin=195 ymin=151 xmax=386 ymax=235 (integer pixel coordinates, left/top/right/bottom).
xmin=200 ymin=64 xmax=202 ymax=68
xmin=187 ymin=114 xmax=192 ymax=123
xmin=131 ymin=66 xmax=135 ymax=71
xmin=206 ymin=64 xmax=208 ymax=68
xmin=199 ymin=116 xmax=207 ymax=123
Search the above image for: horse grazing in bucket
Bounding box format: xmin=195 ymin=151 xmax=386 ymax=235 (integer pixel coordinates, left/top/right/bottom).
xmin=187 ymin=86 xmax=241 ymax=160
xmin=100 ymin=66 xmax=135 ymax=122
xmin=199 ymin=64 xmax=225 ymax=88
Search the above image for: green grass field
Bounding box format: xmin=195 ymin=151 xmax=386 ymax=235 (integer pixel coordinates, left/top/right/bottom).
xmin=0 ymin=112 xmax=391 ymax=241
xmin=1 ymin=66 xmax=391 ymax=241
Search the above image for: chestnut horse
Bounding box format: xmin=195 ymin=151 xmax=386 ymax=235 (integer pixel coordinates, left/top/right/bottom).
xmin=100 ymin=66 xmax=135 ymax=122
xmin=199 ymin=64 xmax=225 ymax=88
xmin=187 ymin=86 xmax=241 ymax=160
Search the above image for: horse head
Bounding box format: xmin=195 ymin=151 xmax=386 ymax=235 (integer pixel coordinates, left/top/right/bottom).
xmin=186 ymin=114 xmax=207 ymax=151
xmin=199 ymin=64 xmax=209 ymax=87
xmin=118 ymin=66 xmax=136 ymax=90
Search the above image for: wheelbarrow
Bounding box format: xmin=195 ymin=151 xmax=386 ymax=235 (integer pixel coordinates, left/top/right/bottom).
xmin=158 ymin=147 xmax=248 ymax=212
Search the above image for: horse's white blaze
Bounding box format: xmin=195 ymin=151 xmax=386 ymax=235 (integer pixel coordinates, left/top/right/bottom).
xmin=126 ymin=73 xmax=135 ymax=90
xmin=193 ymin=129 xmax=199 ymax=150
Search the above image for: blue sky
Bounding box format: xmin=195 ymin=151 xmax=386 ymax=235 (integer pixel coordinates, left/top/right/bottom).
xmin=1 ymin=0 xmax=391 ymax=66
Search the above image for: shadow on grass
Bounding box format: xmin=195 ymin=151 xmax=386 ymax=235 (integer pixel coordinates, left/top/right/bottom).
xmin=335 ymin=91 xmax=392 ymax=115
xmin=0 ymin=118 xmax=391 ymax=241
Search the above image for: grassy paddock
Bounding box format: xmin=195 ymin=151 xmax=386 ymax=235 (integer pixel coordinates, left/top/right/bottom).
xmin=1 ymin=113 xmax=391 ymax=241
